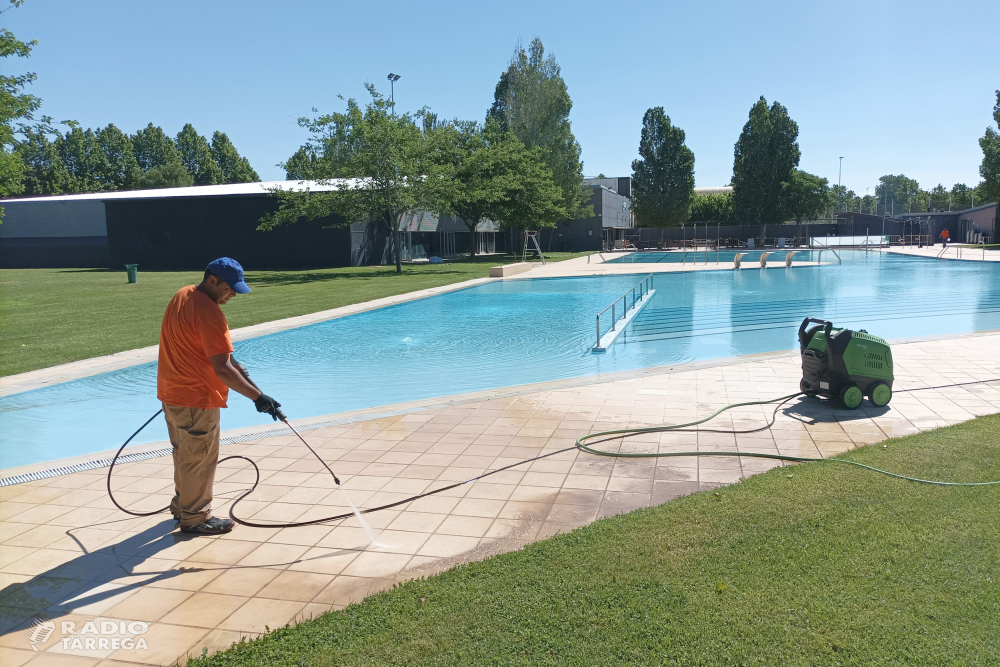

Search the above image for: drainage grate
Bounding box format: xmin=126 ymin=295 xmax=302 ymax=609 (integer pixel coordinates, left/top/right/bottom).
xmin=0 ymin=406 xmax=427 ymax=487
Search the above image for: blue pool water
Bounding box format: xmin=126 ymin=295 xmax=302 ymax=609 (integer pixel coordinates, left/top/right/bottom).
xmin=2 ymin=251 xmax=999 ymax=469
xmin=606 ymin=249 xmax=824 ymax=264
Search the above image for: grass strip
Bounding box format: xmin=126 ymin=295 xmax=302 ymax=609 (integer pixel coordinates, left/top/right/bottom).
xmin=0 ymin=253 xmax=586 ymax=376
xmin=192 ymin=413 xmax=1000 ymax=666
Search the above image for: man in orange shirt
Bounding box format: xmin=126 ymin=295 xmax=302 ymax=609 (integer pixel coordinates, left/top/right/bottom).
xmin=158 ymin=257 xmax=282 ymax=535
xmin=939 ymin=228 xmax=950 ymax=246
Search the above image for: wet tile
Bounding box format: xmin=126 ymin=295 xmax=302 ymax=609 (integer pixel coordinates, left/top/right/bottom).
xmin=257 ymin=570 xmax=332 ymax=602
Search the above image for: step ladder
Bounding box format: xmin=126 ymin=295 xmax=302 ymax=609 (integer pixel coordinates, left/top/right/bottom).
xmin=522 ymin=230 xmax=546 ymax=264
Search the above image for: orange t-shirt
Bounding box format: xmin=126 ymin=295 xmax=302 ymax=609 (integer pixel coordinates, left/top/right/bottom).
xmin=157 ymin=286 xmax=234 ymax=409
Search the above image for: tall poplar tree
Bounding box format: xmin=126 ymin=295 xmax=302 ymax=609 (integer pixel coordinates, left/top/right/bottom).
xmin=979 ymin=90 xmax=1000 ymax=205
xmin=488 ymin=38 xmax=591 ymax=221
xmin=732 ymin=97 xmax=800 ymax=225
xmin=630 ymin=107 xmax=695 ymax=227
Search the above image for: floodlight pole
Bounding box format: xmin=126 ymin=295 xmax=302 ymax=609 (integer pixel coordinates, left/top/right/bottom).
xmin=387 ymin=73 xmax=401 ymax=115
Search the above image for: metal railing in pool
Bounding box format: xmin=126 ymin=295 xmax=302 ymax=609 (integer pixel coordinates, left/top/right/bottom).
xmin=595 ymin=274 xmax=653 ymax=349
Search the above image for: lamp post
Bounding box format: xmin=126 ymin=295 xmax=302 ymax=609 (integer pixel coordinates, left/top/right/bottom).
xmin=386 ymin=73 xmax=401 ymax=114
xmin=837 ymin=157 xmax=844 ymax=214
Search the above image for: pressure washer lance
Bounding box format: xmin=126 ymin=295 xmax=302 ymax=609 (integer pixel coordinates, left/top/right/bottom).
xmin=233 ymin=359 xmax=340 ymax=486
xmin=274 ymin=407 xmax=340 ymax=485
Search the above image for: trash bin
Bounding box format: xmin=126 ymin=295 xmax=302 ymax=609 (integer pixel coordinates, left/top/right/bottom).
xmin=125 ymin=264 xmax=138 ymax=283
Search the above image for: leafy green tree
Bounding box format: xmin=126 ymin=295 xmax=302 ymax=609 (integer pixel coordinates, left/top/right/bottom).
xmin=262 ymin=86 xmax=451 ymax=274
xmin=688 ymin=192 xmax=733 ymax=222
xmin=15 ymin=120 xmax=70 ymax=195
xmin=211 ymin=131 xmax=259 ymax=183
xmin=928 ymin=184 xmax=948 ymax=211
xmin=435 ymin=118 xmax=564 ymax=255
xmin=979 ymin=90 xmax=1000 ymax=205
xmin=950 ymin=183 xmax=975 ymax=210
xmin=488 ymin=38 xmax=590 ymax=221
xmin=131 ymin=123 xmax=181 ymax=172
xmin=137 ymin=161 xmax=194 ymax=189
xmin=283 ymin=146 xmax=320 ymax=179
xmin=859 ymin=194 xmax=877 ymax=215
xmin=874 ymin=174 xmax=922 ymax=216
xmin=56 ymin=124 xmax=105 ymax=192
xmin=96 ymin=123 xmax=139 ymax=190
xmin=0 ymin=6 xmax=41 ymax=217
xmin=175 ymin=124 xmax=223 ymax=185
xmin=732 ymin=96 xmax=800 ymax=225
xmin=783 ymin=170 xmax=830 ymax=222
xmin=630 ymin=107 xmax=695 ymax=227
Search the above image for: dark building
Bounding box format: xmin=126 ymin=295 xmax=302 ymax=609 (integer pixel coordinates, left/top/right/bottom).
xmin=0 ymin=182 xmax=508 ymax=270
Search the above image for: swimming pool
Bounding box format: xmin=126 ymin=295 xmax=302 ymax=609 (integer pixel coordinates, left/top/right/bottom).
xmin=2 ymin=251 xmax=999 ymax=469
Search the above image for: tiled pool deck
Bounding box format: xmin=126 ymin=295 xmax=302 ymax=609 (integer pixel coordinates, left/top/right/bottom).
xmin=1 ymin=331 xmax=999 ymax=667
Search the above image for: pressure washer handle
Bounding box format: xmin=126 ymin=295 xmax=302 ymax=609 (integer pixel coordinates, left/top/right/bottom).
xmin=798 ymin=318 xmax=833 ymax=349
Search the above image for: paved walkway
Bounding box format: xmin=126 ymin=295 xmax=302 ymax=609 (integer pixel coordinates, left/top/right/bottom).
xmin=882 ymin=245 xmax=1000 ymax=261
xmin=2 ymin=333 xmax=998 ymax=667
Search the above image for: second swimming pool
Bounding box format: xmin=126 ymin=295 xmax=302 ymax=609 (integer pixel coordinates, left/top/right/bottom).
xmin=2 ymin=251 xmax=998 ymax=469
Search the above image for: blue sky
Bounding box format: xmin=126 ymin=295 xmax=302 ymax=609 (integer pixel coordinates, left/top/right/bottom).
xmin=5 ymin=0 xmax=997 ymax=193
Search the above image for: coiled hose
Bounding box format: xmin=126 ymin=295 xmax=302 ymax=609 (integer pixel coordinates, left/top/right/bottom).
xmin=107 ymin=378 xmax=1000 ymax=529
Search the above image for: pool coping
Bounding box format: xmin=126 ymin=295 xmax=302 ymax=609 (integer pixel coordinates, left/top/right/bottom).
xmin=4 ymin=327 xmax=998 ymax=485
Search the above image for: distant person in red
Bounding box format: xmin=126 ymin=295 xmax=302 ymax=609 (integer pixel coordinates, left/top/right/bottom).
xmin=157 ymin=257 xmax=282 ymax=535
xmin=939 ymin=228 xmax=950 ymax=246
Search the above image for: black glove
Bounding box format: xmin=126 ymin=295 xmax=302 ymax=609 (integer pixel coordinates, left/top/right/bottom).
xmin=254 ymin=393 xmax=283 ymax=421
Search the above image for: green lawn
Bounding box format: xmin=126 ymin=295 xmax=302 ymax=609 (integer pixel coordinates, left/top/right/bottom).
xmin=193 ymin=414 xmax=1000 ymax=667
xmin=0 ymin=253 xmax=588 ymax=377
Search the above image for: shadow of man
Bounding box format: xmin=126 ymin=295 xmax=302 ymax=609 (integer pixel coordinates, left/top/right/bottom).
xmin=0 ymin=518 xmax=206 ymax=636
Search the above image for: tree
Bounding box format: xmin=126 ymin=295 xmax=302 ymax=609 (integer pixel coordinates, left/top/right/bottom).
xmin=56 ymin=124 xmax=104 ymax=192
xmin=874 ymin=174 xmax=921 ymax=216
xmin=732 ymin=96 xmax=800 ymax=225
xmin=262 ymin=85 xmax=450 ymax=274
xmin=488 ymin=38 xmax=591 ymax=221
xmin=782 ymin=170 xmax=829 ymax=222
xmin=131 ymin=123 xmax=181 ymax=172
xmin=16 ymin=121 xmax=69 ymax=195
xmin=175 ymin=124 xmax=223 ymax=185
xmin=0 ymin=5 xmax=42 ymax=217
xmin=630 ymin=107 xmax=695 ymax=227
xmin=928 ymin=184 xmax=948 ymax=211
xmin=950 ymin=183 xmax=975 ymax=210
xmin=688 ymin=192 xmax=733 ymax=222
xmin=283 ymin=146 xmax=320 ymax=180
xmin=137 ymin=161 xmax=194 ymax=189
xmin=96 ymin=123 xmax=139 ymax=190
xmin=435 ymin=118 xmax=564 ymax=255
xmin=979 ymin=90 xmax=1000 ymax=205
xmin=211 ymin=131 xmax=259 ymax=183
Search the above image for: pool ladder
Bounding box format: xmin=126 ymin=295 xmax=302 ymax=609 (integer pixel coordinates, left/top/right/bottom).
xmin=593 ymin=274 xmax=654 ymax=352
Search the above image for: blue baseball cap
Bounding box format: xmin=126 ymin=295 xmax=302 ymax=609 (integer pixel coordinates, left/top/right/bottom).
xmin=206 ymin=257 xmax=251 ymax=294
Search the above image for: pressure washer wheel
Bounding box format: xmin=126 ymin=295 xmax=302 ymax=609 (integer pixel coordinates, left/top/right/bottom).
xmin=868 ymin=381 xmax=892 ymax=408
xmin=839 ymin=384 xmax=863 ymax=410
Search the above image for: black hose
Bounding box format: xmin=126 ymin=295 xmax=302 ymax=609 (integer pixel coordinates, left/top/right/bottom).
xmin=107 ymin=377 xmax=1000 ymax=528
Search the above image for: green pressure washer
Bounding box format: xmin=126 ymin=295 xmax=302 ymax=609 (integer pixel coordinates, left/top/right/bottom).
xmin=798 ymin=317 xmax=894 ymax=409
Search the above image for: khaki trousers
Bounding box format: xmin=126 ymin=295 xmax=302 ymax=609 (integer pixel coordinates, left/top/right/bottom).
xmin=163 ymin=404 xmax=220 ymax=528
